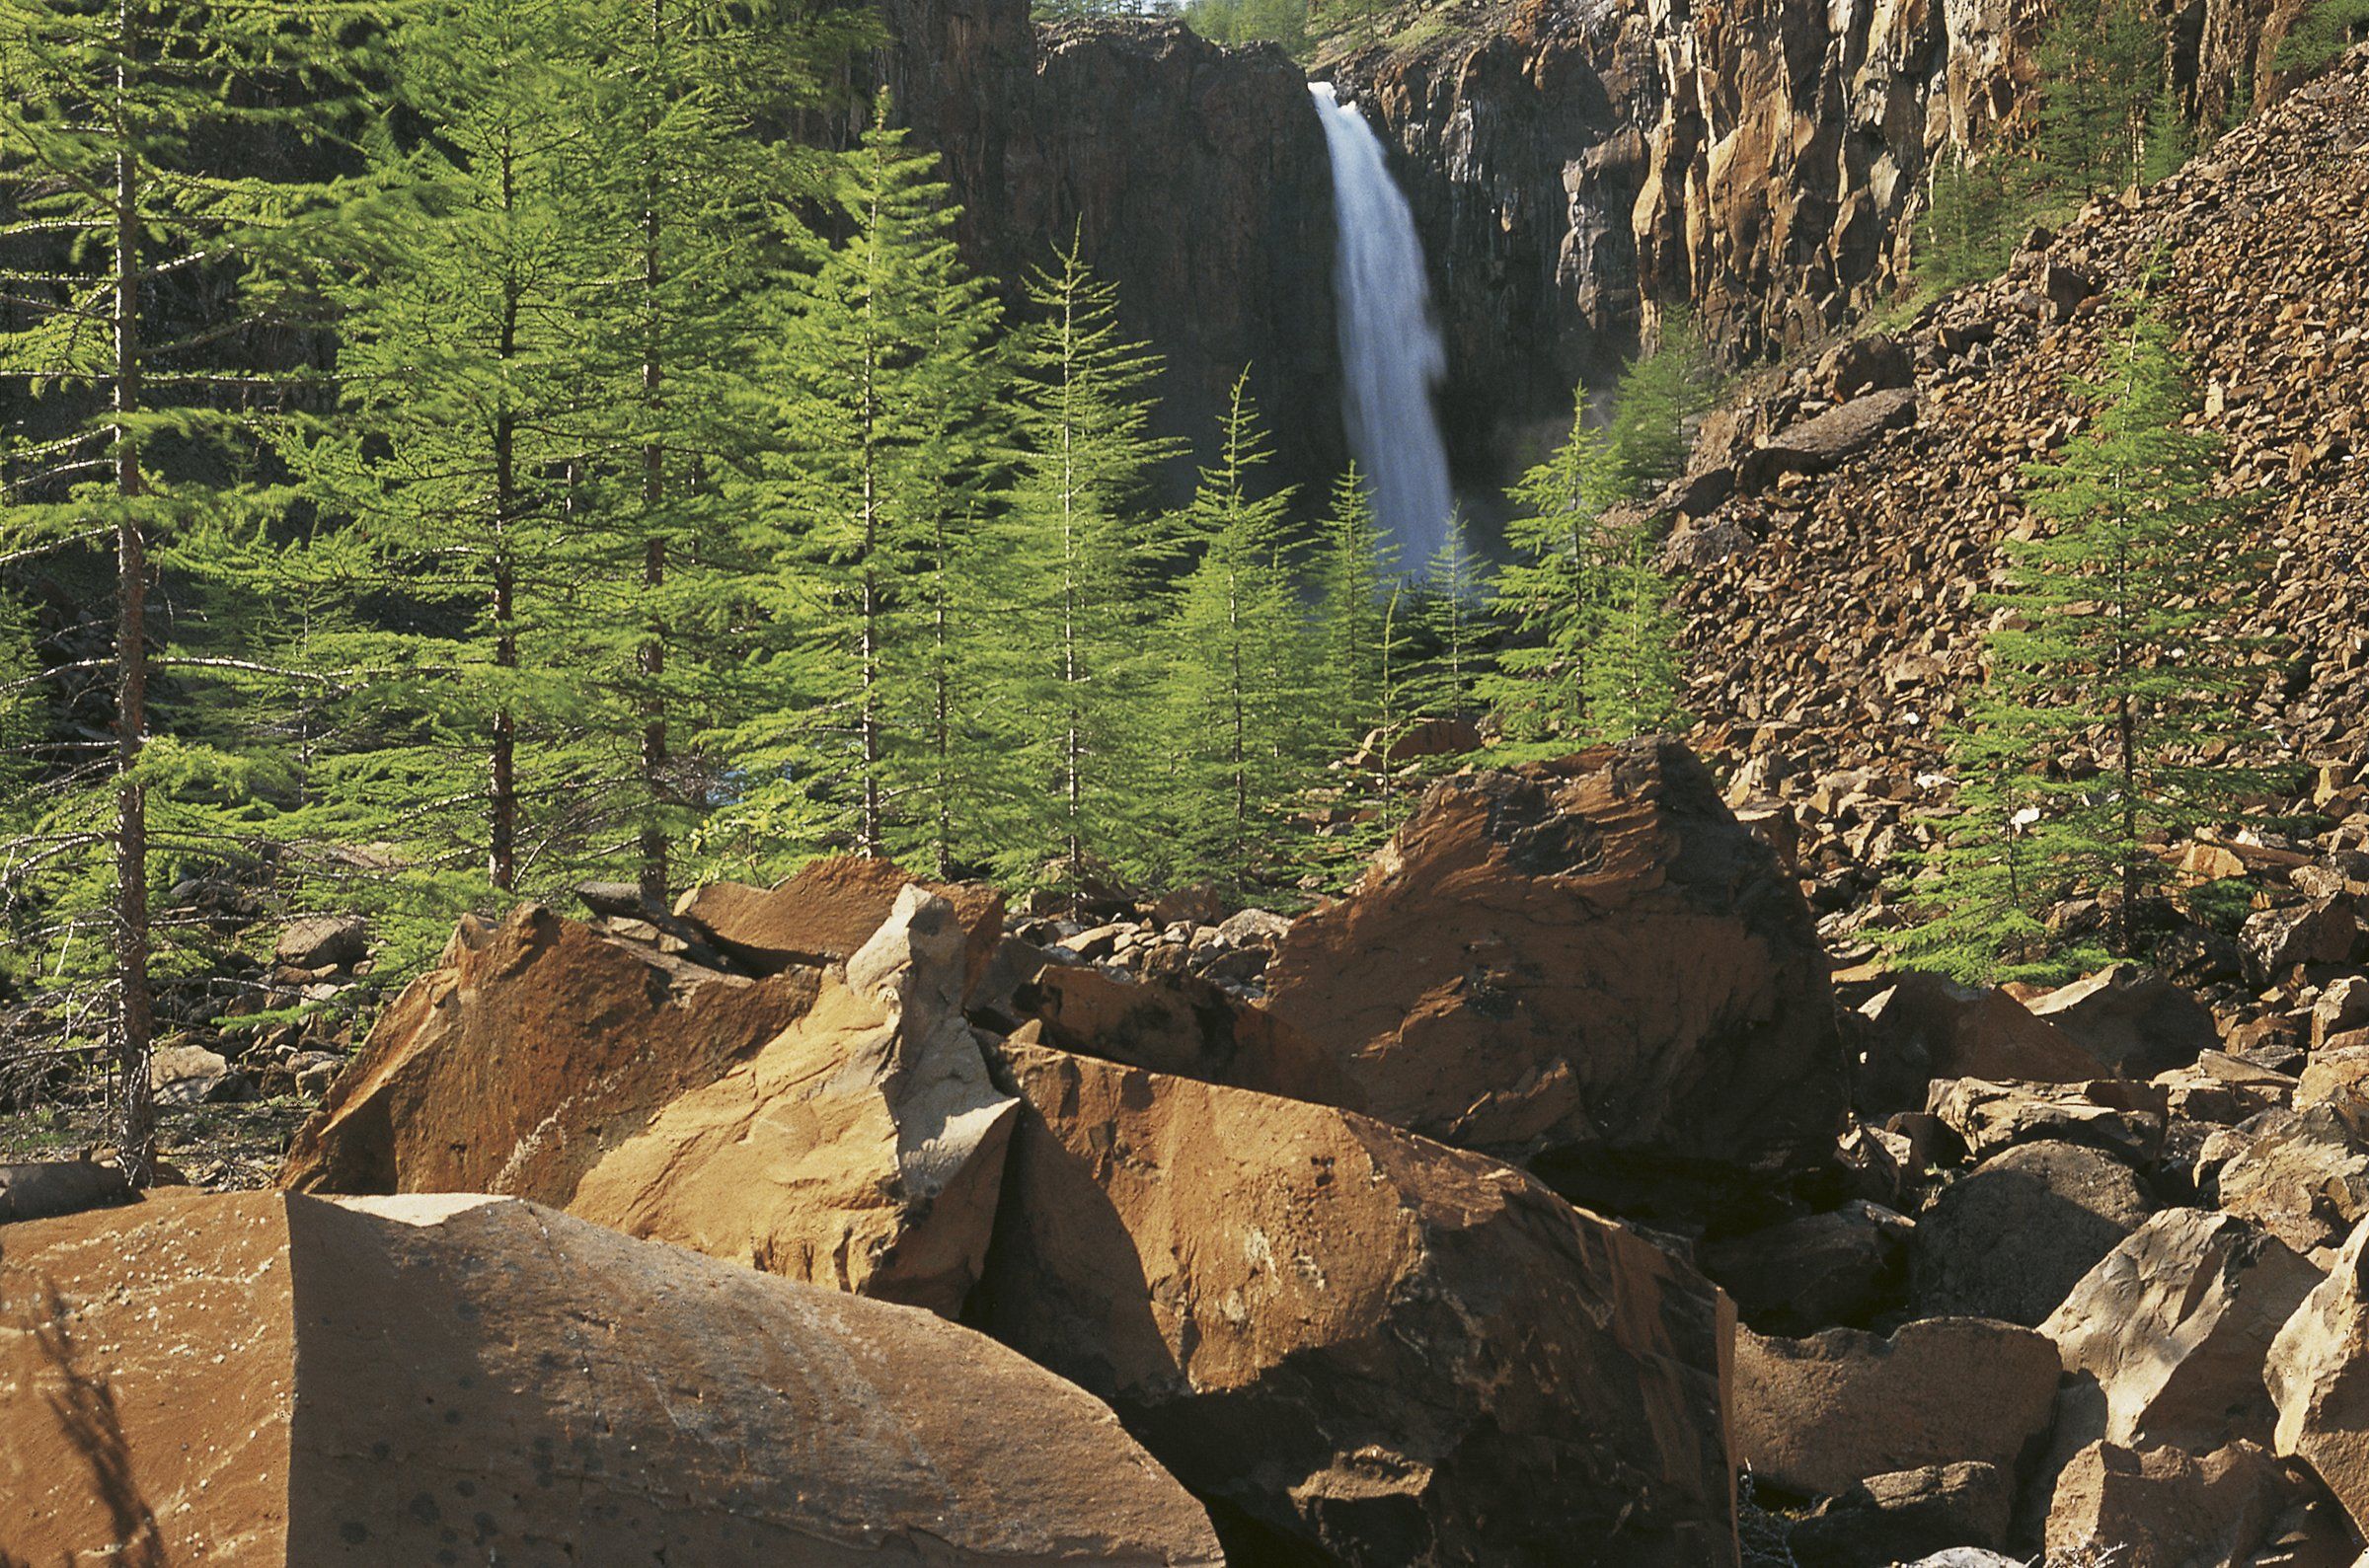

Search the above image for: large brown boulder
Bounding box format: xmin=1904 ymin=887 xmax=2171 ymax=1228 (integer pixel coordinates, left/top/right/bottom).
xmin=1732 ymin=1317 xmax=2061 ymax=1499
xmin=1261 ymin=741 xmax=1847 ymax=1217
xmin=2027 ymin=966 xmax=2222 ymax=1078
xmin=2205 ymin=1104 xmax=2369 ymax=1264
xmin=0 ymin=1191 xmax=1221 ymax=1565
xmin=2041 ymin=1209 xmax=2321 ymax=1457
xmin=1023 ymin=961 xmax=1354 ymax=1104
xmin=1927 ymin=1076 xmax=2168 ymax=1164
xmin=2043 ymin=1440 xmax=2293 ymax=1568
xmin=674 ymin=855 xmax=1005 ymax=996
xmin=1913 ymin=1140 xmax=2157 ymax=1326
xmin=1857 ymin=974 xmax=2109 ymax=1115
xmin=2268 ymin=1213 xmax=2369 ymax=1532
xmin=976 ymin=1038 xmax=1738 ymax=1566
xmin=282 ymin=891 xmax=1019 ymax=1317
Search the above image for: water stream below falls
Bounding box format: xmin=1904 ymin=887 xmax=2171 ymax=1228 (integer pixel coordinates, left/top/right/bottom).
xmin=1309 ymin=82 xmax=1455 ymax=574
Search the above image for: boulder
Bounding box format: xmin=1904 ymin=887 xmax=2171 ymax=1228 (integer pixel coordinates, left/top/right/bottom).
xmin=2155 ymin=1053 xmax=2297 ymax=1126
xmin=2206 ymin=1105 xmax=2369 ymax=1263
xmin=1022 ymin=962 xmax=1352 ymax=1104
xmin=1785 ymin=1462 xmax=2014 ymax=1568
xmin=0 ymin=1191 xmax=1220 ymax=1565
xmin=2245 ymin=898 xmax=2358 ymax=986
xmin=2313 ymin=976 xmax=2369 ymax=1051
xmin=1927 ymin=1076 xmax=2168 ymax=1164
xmin=281 ymin=904 xmax=819 ymax=1197
xmin=1914 ymin=1140 xmax=2157 ymax=1326
xmin=1817 ymin=334 xmax=1915 ymax=401
xmin=1261 ymin=742 xmax=1848 ymax=1219
xmin=2041 ymin=1210 xmax=2321 ymax=1471
xmin=563 ymin=886 xmax=1021 ymax=1316
xmin=1698 ymin=1200 xmax=1914 ymax=1334
xmin=150 ymin=1043 xmax=237 ymax=1106
xmin=1732 ymin=1317 xmax=2060 ymax=1498
xmin=0 ymin=1162 xmax=130 ymax=1226
xmin=273 ymin=912 xmax=368 ymax=970
xmin=673 ymin=855 xmax=1005 ymax=996
xmin=2299 ymin=1044 xmax=2369 ymax=1133
xmin=2269 ymin=1214 xmax=2369 ymax=1531
xmin=2028 ymin=965 xmax=2223 ymax=1077
xmin=2044 ymin=1440 xmax=2292 ymax=1568
xmin=977 ymin=1039 xmax=1738 ymax=1566
xmin=280 ymin=895 xmax=1020 ymax=1316
xmin=1736 ymin=388 xmax=1919 ymax=490
xmin=1858 ymin=974 xmax=2108 ymax=1115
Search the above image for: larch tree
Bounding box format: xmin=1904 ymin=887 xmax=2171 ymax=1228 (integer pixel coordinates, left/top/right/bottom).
xmin=1413 ymin=506 xmax=1487 ymax=722
xmin=0 ymin=0 xmax=378 ymax=1181
xmin=732 ymin=99 xmax=1003 ymax=868
xmin=1892 ymin=300 xmax=2274 ymax=978
xmin=1156 ymin=374 xmax=1315 ymax=893
xmin=983 ymin=237 xmax=1180 ymax=902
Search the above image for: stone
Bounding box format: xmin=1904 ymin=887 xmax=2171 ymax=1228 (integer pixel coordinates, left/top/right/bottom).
xmin=561 ymin=886 xmax=1021 ymax=1316
xmin=2156 ymin=1053 xmax=2297 ymax=1126
xmin=1927 ymin=1076 xmax=2168 ymax=1164
xmin=149 ymin=1043 xmax=235 ymax=1106
xmin=2314 ymin=976 xmax=2369 ymax=1050
xmin=2270 ymin=1214 xmax=2369 ymax=1532
xmin=2041 ymin=1209 xmax=2321 ymax=1472
xmin=1698 ymin=1200 xmax=1914 ymax=1334
xmin=1212 ymin=907 xmax=1291 ymax=947
xmin=977 ymin=1039 xmax=1738 ymax=1565
xmin=673 ymin=856 xmax=1005 ymax=997
xmin=1261 ymin=742 xmax=1848 ymax=1219
xmin=1732 ymin=1317 xmax=2060 ymax=1498
xmin=2207 ymin=1106 xmax=2369 ymax=1263
xmin=0 ymin=1162 xmax=130 ymax=1226
xmin=2045 ymin=1440 xmax=2292 ymax=1568
xmin=1858 ymin=973 xmax=2109 ymax=1115
xmin=1382 ymin=714 xmax=1483 ymax=763
xmin=2245 ymin=898 xmax=2359 ymax=986
xmin=1785 ymin=1462 xmax=2014 ymax=1568
xmin=273 ymin=912 xmax=367 ymax=970
xmin=1737 ymin=389 xmax=1920 ymax=490
xmin=1022 ymin=962 xmax=1353 ymax=1104
xmin=0 ymin=1190 xmax=1221 ymax=1565
xmin=1914 ymin=1140 xmax=2157 ymax=1326
xmin=2028 ymin=965 xmax=2223 ymax=1077
xmin=1817 ymin=334 xmax=1916 ymax=401
xmin=280 ymin=904 xmax=820 ymax=1198
xmin=1898 ymin=1555 xmax=2024 ymax=1568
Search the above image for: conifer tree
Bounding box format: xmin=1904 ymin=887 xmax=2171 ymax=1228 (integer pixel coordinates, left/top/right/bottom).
xmin=983 ymin=239 xmax=1180 ymax=901
xmin=1313 ymin=464 xmax=1397 ymax=748
xmin=2031 ymin=0 xmax=2175 ymax=195
xmin=2279 ymin=0 xmax=2369 ymax=71
xmin=1916 ymin=151 xmax=2023 ymax=293
xmin=1582 ymin=518 xmax=1690 ymax=741
xmin=731 ymin=101 xmax=1003 ymax=868
xmin=1413 ymin=508 xmax=1487 ymax=721
xmin=1891 ymin=300 xmax=2273 ymax=978
xmin=1156 ymin=375 xmax=1315 ymax=893
xmin=0 ymin=0 xmax=377 ymax=1180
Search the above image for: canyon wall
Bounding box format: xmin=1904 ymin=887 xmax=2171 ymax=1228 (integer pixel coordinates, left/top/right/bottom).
xmin=876 ymin=0 xmax=1346 ymax=494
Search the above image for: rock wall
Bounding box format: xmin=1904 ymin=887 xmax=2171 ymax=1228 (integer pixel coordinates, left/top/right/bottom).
xmin=1334 ymin=0 xmax=2312 ymax=477
xmin=874 ymin=0 xmax=1346 ymax=495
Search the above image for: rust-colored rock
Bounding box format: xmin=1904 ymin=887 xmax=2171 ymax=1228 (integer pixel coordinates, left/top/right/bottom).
xmin=674 ymin=855 xmax=1005 ymax=997
xmin=976 ymin=1038 xmax=1738 ymax=1566
xmin=1261 ymin=740 xmax=1847 ymax=1217
xmin=1732 ymin=1317 xmax=2061 ymax=1499
xmin=2044 ymin=1440 xmax=2293 ymax=1568
xmin=281 ymin=892 xmax=1018 ymax=1317
xmin=1025 ymin=961 xmax=1354 ymax=1104
xmin=1913 ymin=1139 xmax=2156 ymax=1326
xmin=1858 ymin=974 xmax=2108 ymax=1115
xmin=2269 ymin=1212 xmax=2369 ymax=1532
xmin=0 ymin=1190 xmax=1222 ymax=1565
xmin=1926 ymin=1076 xmax=2168 ymax=1164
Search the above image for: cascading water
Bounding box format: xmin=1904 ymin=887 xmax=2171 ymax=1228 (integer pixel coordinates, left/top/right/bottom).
xmin=1309 ymin=82 xmax=1455 ymax=573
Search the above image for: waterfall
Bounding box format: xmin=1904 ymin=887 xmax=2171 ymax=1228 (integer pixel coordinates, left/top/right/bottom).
xmin=1309 ymin=82 xmax=1455 ymax=574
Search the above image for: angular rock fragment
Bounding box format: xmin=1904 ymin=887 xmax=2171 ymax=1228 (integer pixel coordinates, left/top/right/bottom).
xmin=1261 ymin=741 xmax=1848 ymax=1219
xmin=1699 ymin=1200 xmax=1913 ymax=1334
xmin=1858 ymin=974 xmax=2107 ymax=1115
xmin=2205 ymin=1105 xmax=2369 ymax=1263
xmin=2044 ymin=1440 xmax=2291 ymax=1568
xmin=1024 ymin=961 xmax=1352 ymax=1104
xmin=977 ymin=1039 xmax=1737 ymax=1565
xmin=674 ymin=854 xmax=1005 ymax=997
xmin=1914 ymin=1139 xmax=2156 ymax=1326
xmin=0 ymin=1162 xmax=130 ymax=1226
xmin=1927 ymin=1076 xmax=2168 ymax=1164
xmin=1731 ymin=1316 xmax=2060 ymax=1498
xmin=0 ymin=1191 xmax=1222 ymax=1566
xmin=1784 ymin=1461 xmax=2013 ymax=1568
xmin=2028 ymin=964 xmax=2222 ymax=1077
xmin=2269 ymin=1213 xmax=2369 ymax=1532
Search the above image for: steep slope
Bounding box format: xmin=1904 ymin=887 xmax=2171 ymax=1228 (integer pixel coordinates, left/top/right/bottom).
xmin=1663 ymin=44 xmax=2369 ymax=927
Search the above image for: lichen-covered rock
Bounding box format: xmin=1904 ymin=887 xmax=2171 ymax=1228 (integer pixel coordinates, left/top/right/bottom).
xmin=976 ymin=1038 xmax=1738 ymax=1566
xmin=0 ymin=1191 xmax=1223 ymax=1566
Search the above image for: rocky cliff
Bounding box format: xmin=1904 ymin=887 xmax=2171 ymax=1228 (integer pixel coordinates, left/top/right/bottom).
xmin=1330 ymin=0 xmax=2313 ymax=474
xmin=874 ymin=0 xmax=1346 ymax=492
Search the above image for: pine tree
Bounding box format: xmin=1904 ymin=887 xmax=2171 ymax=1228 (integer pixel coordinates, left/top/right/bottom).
xmin=1891 ymin=300 xmax=2274 ymax=978
xmin=1582 ymin=517 xmax=1690 ymax=742
xmin=1156 ymin=375 xmax=1315 ymax=893
xmin=2278 ymin=0 xmax=2369 ymax=71
xmin=729 ymin=100 xmax=1004 ymax=870
xmin=0 ymin=0 xmax=378 ymax=1181
xmin=2031 ymin=0 xmax=2171 ymax=196
xmin=983 ymin=238 xmax=1181 ymax=902
xmin=1412 ymin=507 xmax=1487 ymax=721
xmin=1313 ymin=464 xmax=1397 ymax=748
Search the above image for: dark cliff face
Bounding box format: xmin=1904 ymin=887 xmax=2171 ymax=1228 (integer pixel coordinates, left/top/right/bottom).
xmin=877 ymin=0 xmax=1345 ymax=497
xmin=1336 ymin=0 xmax=2309 ymax=482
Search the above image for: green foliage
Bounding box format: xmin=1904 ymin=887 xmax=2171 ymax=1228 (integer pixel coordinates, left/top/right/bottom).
xmin=1916 ymin=153 xmax=2025 ymax=294
xmin=1154 ymin=376 xmax=1320 ymax=893
xmin=1889 ymin=301 xmax=2276 ymax=981
xmin=1410 ymin=509 xmax=1488 ymax=722
xmin=2277 ymin=0 xmax=2369 ymax=72
xmin=978 ymin=238 xmax=1183 ymax=901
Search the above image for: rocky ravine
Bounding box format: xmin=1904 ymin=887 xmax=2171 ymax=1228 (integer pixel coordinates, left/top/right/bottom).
xmin=17 ymin=739 xmax=2369 ymax=1563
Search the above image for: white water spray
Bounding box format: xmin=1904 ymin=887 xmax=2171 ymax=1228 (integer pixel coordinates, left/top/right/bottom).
xmin=1309 ymin=82 xmax=1455 ymax=572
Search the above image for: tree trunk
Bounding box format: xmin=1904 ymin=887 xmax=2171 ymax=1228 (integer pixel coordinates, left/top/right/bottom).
xmin=111 ymin=6 xmax=154 ymax=1186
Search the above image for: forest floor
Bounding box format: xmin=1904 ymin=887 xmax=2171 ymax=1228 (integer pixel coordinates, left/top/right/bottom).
xmin=0 ymin=1096 xmax=309 ymax=1191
